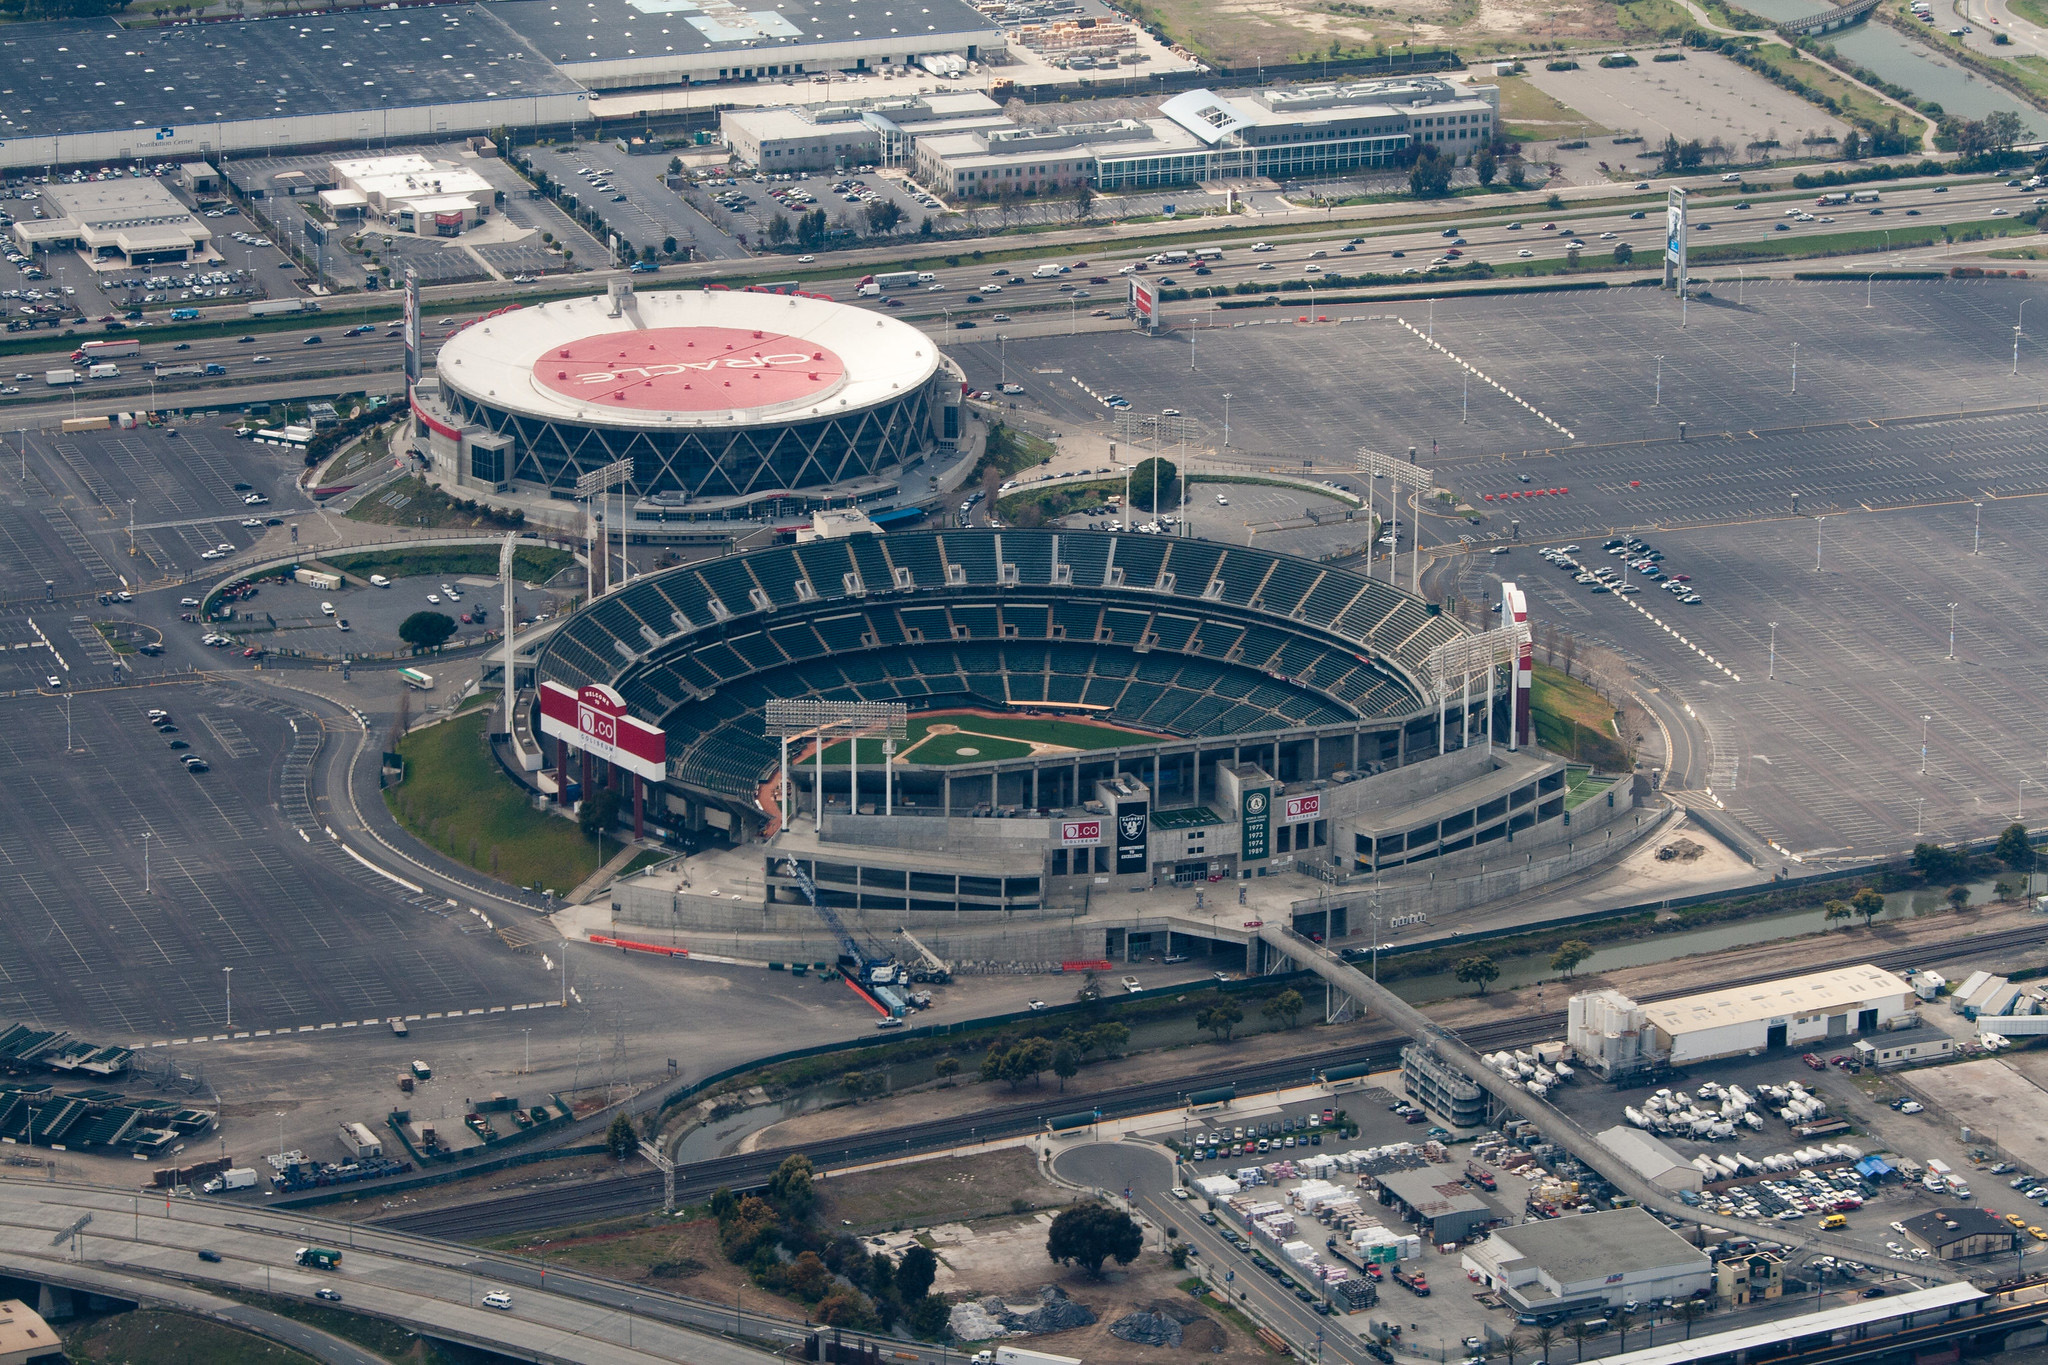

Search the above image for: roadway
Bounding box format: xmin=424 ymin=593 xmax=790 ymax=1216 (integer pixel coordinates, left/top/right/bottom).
xmin=0 ymin=171 xmax=2034 ymax=429
xmin=0 ymin=1175 xmax=796 ymax=1365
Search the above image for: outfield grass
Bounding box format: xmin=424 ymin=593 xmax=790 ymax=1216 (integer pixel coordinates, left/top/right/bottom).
xmin=817 ymin=711 xmax=1163 ymax=766
xmin=1531 ymin=662 xmax=1629 ymax=770
xmin=330 ymin=545 xmax=575 ymax=584
xmin=345 ymin=475 xmax=532 ymax=533
xmin=387 ymin=707 xmax=606 ymax=893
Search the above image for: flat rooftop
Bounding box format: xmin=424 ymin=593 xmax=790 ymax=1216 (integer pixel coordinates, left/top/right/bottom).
xmin=1490 ymin=1208 xmax=1708 ymax=1285
xmin=0 ymin=6 xmax=583 ymax=140
xmin=485 ymin=0 xmax=1001 ymax=65
xmin=1641 ymin=963 xmax=1908 ymax=1035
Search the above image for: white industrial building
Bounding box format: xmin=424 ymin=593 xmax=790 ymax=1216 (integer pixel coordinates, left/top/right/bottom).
xmin=330 ymin=155 xmax=496 ymax=235
xmin=1596 ymin=1125 xmax=1704 ymax=1193
xmin=722 ymin=92 xmax=1005 ymax=171
xmin=909 ymin=76 xmax=1498 ymax=198
xmin=1462 ymin=1209 xmax=1712 ymax=1316
xmin=10 ymin=178 xmax=212 ymax=267
xmin=1571 ymin=966 xmax=1915 ymax=1073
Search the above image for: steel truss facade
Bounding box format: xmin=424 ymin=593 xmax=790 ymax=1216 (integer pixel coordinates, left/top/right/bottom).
xmin=441 ymin=378 xmax=941 ymax=498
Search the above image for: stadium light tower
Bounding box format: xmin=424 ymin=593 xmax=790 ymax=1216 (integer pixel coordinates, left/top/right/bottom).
xmin=1355 ymin=447 xmax=1430 ymax=591
xmin=764 ymin=699 xmax=907 ymax=834
xmin=575 ymin=457 xmax=632 ymax=599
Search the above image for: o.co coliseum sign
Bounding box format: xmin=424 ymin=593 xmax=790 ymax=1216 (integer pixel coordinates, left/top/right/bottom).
xmin=538 ymin=681 xmax=667 ymax=782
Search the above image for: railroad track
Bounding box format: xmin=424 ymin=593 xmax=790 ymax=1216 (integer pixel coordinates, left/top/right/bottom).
xmin=380 ymin=921 xmax=2043 ymax=1240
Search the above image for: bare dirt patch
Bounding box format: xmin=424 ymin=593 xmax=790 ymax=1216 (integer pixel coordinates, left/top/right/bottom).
xmin=1147 ymin=0 xmax=1658 ymax=67
xmin=818 ymin=1149 xmax=1077 ymax=1231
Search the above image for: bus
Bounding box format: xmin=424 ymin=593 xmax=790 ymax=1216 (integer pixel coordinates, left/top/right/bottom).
xmin=398 ymin=667 xmax=435 ymax=690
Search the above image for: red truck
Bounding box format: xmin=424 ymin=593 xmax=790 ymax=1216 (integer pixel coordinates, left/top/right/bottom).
xmin=1393 ymin=1268 xmax=1431 ymax=1297
xmin=1801 ymin=1053 xmax=1827 ymax=1071
xmin=1465 ymin=1161 xmax=1497 ymax=1192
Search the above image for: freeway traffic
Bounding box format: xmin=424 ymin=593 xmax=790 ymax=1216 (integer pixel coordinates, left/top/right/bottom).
xmin=0 ymin=171 xmax=2034 ymax=417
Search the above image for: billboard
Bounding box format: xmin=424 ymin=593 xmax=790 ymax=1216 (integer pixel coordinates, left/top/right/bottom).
xmin=1115 ymin=804 xmax=1149 ymax=874
xmin=1664 ymin=186 xmax=1687 ymax=279
xmin=1061 ymin=819 xmax=1103 ymax=847
xmin=1130 ymin=276 xmax=1156 ymax=329
xmin=1503 ymin=581 xmax=1532 ymax=749
xmin=538 ymin=680 xmax=666 ymax=782
xmin=1284 ymin=793 xmax=1321 ymax=824
xmin=1242 ymin=788 xmax=1271 ymax=862
xmin=402 ymin=267 xmax=421 ymax=384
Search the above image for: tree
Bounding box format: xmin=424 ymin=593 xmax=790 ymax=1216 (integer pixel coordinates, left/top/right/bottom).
xmin=1073 ymin=181 xmax=1095 ymax=221
xmin=1852 ymin=887 xmax=1886 ymax=927
xmin=1532 ymin=1325 xmax=1558 ymax=1362
xmin=919 ymin=215 xmax=935 ymax=239
xmin=1196 ymin=999 xmax=1243 ymax=1041
xmin=816 ymin=1286 xmax=866 ymax=1325
xmin=668 ymin=155 xmax=684 ymax=174
xmin=767 ymin=1153 xmax=815 ymax=1217
xmin=1947 ymin=884 xmax=1972 ymax=912
xmin=1913 ymin=842 xmax=1965 ymax=881
xmin=1841 ymin=128 xmax=1863 ymax=160
xmin=1611 ymin=1308 xmax=1637 ymax=1354
xmin=1567 ymin=1322 xmax=1593 ymax=1362
xmin=1046 ymin=1202 xmax=1142 ymax=1278
xmin=933 ymin=1055 xmax=961 ymax=1078
xmin=1263 ymin=988 xmax=1305 ymax=1029
xmin=795 ymin=209 xmax=829 ymax=252
xmin=709 ymin=1186 xmax=738 ymax=1223
xmin=1822 ymin=898 xmax=1853 ymax=928
xmin=1996 ymin=823 xmax=2036 ymax=873
xmin=662 ymin=235 xmax=678 ymax=256
xmin=1455 ymin=954 xmax=1501 ymax=995
xmin=1507 ymin=159 xmax=1528 ymax=189
xmin=1550 ymin=940 xmax=1593 ymax=978
xmin=398 ymin=610 xmax=457 ymax=651
xmin=1053 ymin=1043 xmax=1081 ymax=1090
xmin=1475 ymin=148 xmax=1497 ymax=186
xmin=866 ymin=1248 xmax=895 ymax=1298
xmin=897 ymin=1243 xmax=939 ymax=1302
xmin=1504 ymin=1329 xmax=1533 ymax=1365
xmin=604 ymin=1112 xmax=636 ymax=1158
xmin=864 ymin=199 xmax=904 ymax=235
xmin=578 ymin=788 xmax=620 ymax=838
xmin=1612 ymin=241 xmax=1634 ymax=266
xmin=1676 ymin=1300 xmax=1708 ymax=1338
xmin=1129 ymin=456 xmax=1178 ymax=513
xmin=787 ymin=1249 xmax=830 ymax=1301
xmin=1088 ymin=1021 xmax=1130 ymax=1057
xmin=766 ymin=212 xmax=792 ymax=245
xmin=1409 ymin=146 xmax=1452 ymax=198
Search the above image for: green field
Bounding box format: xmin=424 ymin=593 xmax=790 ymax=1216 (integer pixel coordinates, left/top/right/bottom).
xmin=816 ymin=711 xmax=1162 ymax=767
xmin=387 ymin=707 xmax=607 ymax=893
xmin=1531 ymin=662 xmax=1629 ymax=770
xmin=329 ymin=544 xmax=574 ymax=584
xmin=62 ymin=1309 xmax=322 ymax=1365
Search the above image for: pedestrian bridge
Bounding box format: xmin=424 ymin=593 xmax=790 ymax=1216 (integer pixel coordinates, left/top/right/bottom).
xmin=1777 ymin=0 xmax=1879 ymax=37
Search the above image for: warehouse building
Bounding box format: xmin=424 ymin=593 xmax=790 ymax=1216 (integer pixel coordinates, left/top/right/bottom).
xmin=1462 ymin=1209 xmax=1713 ymax=1316
xmin=1373 ymin=1166 xmax=1497 ymax=1244
xmin=1571 ymin=965 xmax=1914 ymax=1072
xmin=10 ymin=178 xmax=213 ymax=266
xmin=331 ymin=154 xmax=496 ymax=234
xmin=1595 ymin=1126 xmax=1703 ymax=1193
xmin=1901 ymin=1209 xmax=2020 ymax=1261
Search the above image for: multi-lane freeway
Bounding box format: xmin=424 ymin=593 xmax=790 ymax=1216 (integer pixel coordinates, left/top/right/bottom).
xmin=0 ymin=170 xmax=2035 ymax=424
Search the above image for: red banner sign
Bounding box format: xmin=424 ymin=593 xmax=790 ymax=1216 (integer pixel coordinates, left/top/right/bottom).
xmin=539 ymin=680 xmax=667 ymax=782
xmin=1061 ymin=819 xmax=1103 ymax=847
xmin=1285 ymin=793 xmax=1321 ymax=823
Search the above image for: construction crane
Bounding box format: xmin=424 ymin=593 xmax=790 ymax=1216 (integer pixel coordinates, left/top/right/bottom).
xmin=779 ymin=859 xmax=895 ymax=984
xmin=894 ymin=927 xmax=952 ymax=984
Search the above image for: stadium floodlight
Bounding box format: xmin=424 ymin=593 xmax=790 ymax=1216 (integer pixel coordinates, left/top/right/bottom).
xmin=575 ymin=457 xmax=634 ymax=598
xmin=764 ymin=699 xmax=909 ymax=833
xmin=1424 ymin=618 xmax=1529 ymax=757
xmin=1354 ymin=447 xmax=1432 ymax=591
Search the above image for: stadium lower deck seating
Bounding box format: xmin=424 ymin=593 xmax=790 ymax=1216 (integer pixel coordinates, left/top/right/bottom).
xmin=538 ymin=531 xmax=1452 ymax=797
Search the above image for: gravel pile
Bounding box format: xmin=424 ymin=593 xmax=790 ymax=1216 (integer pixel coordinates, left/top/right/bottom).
xmin=1014 ymin=1286 xmax=1097 ymax=1333
xmin=948 ymin=1301 xmax=1008 ymax=1341
xmin=1109 ymin=1310 xmax=1185 ymax=1348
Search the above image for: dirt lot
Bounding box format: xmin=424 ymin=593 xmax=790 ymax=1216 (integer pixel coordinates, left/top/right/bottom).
xmin=1525 ymin=50 xmax=1850 ymax=156
xmin=818 ymin=1149 xmax=1075 ymax=1231
xmin=1143 ymin=0 xmax=1695 ymax=66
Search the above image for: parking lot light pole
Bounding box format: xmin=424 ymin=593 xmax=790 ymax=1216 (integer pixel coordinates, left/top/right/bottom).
xmin=2016 ymin=300 xmax=2031 ymax=376
xmin=1973 ymin=501 xmax=1983 ymax=554
xmin=1866 ymin=272 xmax=1876 ymax=309
xmin=224 ymin=967 xmax=232 ymax=1030
xmin=1768 ymin=622 xmax=1777 ymax=680
xmin=1814 ymin=514 xmax=1825 ymax=572
xmin=1222 ymin=392 xmax=1232 ymax=449
xmin=1654 ymin=354 xmax=1664 ymax=407
xmin=1790 ymin=341 xmax=1799 ymax=394
xmin=997 ymin=333 xmax=1007 ymax=388
xmin=1948 ymin=602 xmax=1959 ymax=660
xmin=1922 ymin=714 xmax=1932 ymax=775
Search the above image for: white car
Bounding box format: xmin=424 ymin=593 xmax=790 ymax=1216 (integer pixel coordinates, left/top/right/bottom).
xmin=482 ymin=1291 xmax=513 ymax=1310
xmin=1250 ymin=241 xmax=1273 ymax=252
xmin=1027 ymin=999 xmax=1047 ymax=1010
xmin=216 ymin=543 xmax=233 ymax=554
xmin=1517 ymin=248 xmax=1533 ymax=258
xmin=1899 ymin=1101 xmax=1924 ymax=1114
xmin=1121 ymin=975 xmax=1142 ymax=992
xmin=200 ymin=549 xmax=222 ymax=560
xmin=798 ymin=254 xmax=816 ymax=262
xmin=44 ymin=675 xmax=60 ymax=688
xmin=1891 ymin=1221 xmax=1907 ymax=1233
xmin=426 ymin=593 xmax=441 ymax=604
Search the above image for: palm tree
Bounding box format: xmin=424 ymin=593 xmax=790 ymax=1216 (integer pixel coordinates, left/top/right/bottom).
xmin=1566 ymin=1323 xmax=1592 ymax=1362
xmin=1503 ymin=1328 xmax=1533 ymax=1365
xmin=1677 ymin=1299 xmax=1709 ymax=1339
xmin=1532 ymin=1325 xmax=1558 ymax=1364
xmin=1610 ymin=1308 xmax=1637 ymax=1353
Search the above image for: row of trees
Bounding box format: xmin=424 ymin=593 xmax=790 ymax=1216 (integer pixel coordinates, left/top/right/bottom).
xmin=977 ymin=1020 xmax=1130 ymax=1091
xmin=1195 ymin=987 xmax=1304 ymax=1040
xmin=709 ymin=1155 xmax=948 ymax=1334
